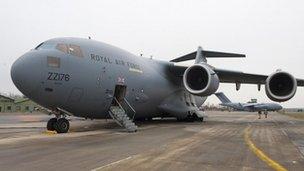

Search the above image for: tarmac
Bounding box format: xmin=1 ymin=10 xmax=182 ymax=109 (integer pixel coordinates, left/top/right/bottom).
xmin=0 ymin=111 xmax=303 ymax=171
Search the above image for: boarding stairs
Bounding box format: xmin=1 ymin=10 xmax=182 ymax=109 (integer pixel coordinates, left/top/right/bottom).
xmin=108 ymin=98 xmax=137 ymax=132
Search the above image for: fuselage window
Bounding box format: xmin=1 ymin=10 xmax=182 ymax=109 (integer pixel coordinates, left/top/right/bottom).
xmin=56 ymin=43 xmax=68 ymax=53
xmin=69 ymin=44 xmax=84 ymax=57
xmin=47 ymin=56 xmax=60 ymax=68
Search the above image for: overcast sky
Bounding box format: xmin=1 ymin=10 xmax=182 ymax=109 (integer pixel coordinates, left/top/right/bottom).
xmin=0 ymin=0 xmax=303 ymax=107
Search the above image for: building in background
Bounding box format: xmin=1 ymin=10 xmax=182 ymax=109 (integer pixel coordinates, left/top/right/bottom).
xmin=14 ymin=98 xmax=39 ymax=113
xmin=247 ymin=99 xmax=257 ymax=103
xmin=281 ymin=108 xmax=304 ymax=113
xmin=0 ymin=94 xmax=41 ymax=113
xmin=0 ymin=95 xmax=15 ymax=112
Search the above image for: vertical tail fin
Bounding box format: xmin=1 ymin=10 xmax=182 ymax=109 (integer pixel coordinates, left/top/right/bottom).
xmin=194 ymin=46 xmax=207 ymax=64
xmin=215 ymin=92 xmax=231 ymax=103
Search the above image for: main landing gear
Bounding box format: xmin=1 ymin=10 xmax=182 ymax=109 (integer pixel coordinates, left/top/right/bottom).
xmin=258 ymin=111 xmax=262 ymax=119
xmin=264 ymin=110 xmax=268 ymax=118
xmin=258 ymin=111 xmax=268 ymax=119
xmin=47 ymin=117 xmax=70 ymax=133
xmin=177 ymin=114 xmax=204 ymax=122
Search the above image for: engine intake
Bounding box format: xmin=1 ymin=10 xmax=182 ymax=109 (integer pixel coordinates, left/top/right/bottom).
xmin=265 ymin=71 xmax=297 ymax=102
xmin=183 ymin=64 xmax=219 ymax=96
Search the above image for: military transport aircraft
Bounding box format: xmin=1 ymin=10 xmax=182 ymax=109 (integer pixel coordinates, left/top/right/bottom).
xmin=10 ymin=37 xmax=304 ymax=133
xmin=215 ymin=92 xmax=282 ymax=118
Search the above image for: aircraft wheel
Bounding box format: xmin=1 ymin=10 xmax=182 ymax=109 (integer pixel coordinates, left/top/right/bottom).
xmin=176 ymin=117 xmax=184 ymax=122
xmin=198 ymin=117 xmax=204 ymax=122
xmin=47 ymin=118 xmax=57 ymax=131
xmin=186 ymin=117 xmax=195 ymax=122
xmin=54 ymin=118 xmax=69 ymax=133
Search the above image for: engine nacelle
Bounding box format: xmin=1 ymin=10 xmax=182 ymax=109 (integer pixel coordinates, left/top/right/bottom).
xmin=265 ymin=71 xmax=297 ymax=102
xmin=183 ymin=64 xmax=219 ymax=96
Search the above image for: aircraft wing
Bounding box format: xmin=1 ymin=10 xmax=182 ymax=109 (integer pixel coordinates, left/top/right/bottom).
xmin=214 ymin=68 xmax=304 ymax=86
xmin=214 ymin=69 xmax=266 ymax=85
xmin=242 ymin=103 xmax=258 ymax=107
xmin=170 ymin=65 xmax=304 ymax=86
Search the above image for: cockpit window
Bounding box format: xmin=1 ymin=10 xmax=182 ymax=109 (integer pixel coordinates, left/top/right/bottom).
xmin=56 ymin=43 xmax=68 ymax=53
xmin=36 ymin=42 xmax=84 ymax=58
xmin=35 ymin=42 xmax=44 ymax=50
xmin=55 ymin=43 xmax=83 ymax=57
xmin=35 ymin=42 xmax=56 ymax=50
xmin=68 ymin=44 xmax=84 ymax=57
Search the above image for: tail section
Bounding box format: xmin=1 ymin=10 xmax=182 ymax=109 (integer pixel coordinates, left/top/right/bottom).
xmin=215 ymin=92 xmax=231 ymax=103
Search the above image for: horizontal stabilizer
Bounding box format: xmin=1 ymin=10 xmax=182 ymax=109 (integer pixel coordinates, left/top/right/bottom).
xmin=170 ymin=50 xmax=245 ymax=62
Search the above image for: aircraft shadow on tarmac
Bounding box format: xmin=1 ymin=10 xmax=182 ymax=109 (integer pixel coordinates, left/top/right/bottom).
xmin=68 ymin=116 xmax=301 ymax=133
xmin=68 ymin=118 xmax=205 ymax=133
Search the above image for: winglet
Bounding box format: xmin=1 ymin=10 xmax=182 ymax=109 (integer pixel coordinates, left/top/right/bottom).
xmin=195 ymin=46 xmax=207 ymax=64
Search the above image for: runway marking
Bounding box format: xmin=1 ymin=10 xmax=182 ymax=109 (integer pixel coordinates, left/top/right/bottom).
xmin=244 ymin=126 xmax=288 ymax=171
xmin=91 ymin=127 xmax=214 ymax=170
xmin=43 ymin=130 xmax=57 ymax=135
xmin=0 ymin=130 xmax=110 ymax=145
xmin=91 ymin=156 xmax=133 ymax=171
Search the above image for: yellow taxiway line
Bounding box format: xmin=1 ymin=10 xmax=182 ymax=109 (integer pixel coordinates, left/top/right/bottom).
xmin=43 ymin=130 xmax=57 ymax=135
xmin=244 ymin=126 xmax=287 ymax=171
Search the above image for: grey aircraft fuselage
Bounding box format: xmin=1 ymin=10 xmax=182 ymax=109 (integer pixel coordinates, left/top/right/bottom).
xmin=220 ymin=102 xmax=283 ymax=112
xmin=215 ymin=92 xmax=283 ymax=112
xmin=11 ymin=37 xmax=205 ymax=119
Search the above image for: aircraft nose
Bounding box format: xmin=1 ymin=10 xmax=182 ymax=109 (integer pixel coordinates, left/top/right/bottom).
xmin=11 ymin=52 xmax=42 ymax=97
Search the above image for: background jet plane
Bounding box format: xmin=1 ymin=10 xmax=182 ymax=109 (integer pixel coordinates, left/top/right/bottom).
xmin=215 ymin=92 xmax=283 ymax=117
xmin=10 ymin=37 xmax=304 ymax=133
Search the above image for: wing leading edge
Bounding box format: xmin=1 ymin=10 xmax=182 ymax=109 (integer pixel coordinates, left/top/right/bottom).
xmin=169 ymin=47 xmax=304 ymax=87
xmin=215 ymin=68 xmax=304 ymax=86
xmin=169 ymin=64 xmax=304 ymax=87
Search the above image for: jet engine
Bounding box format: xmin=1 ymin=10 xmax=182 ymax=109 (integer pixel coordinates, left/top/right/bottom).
xmin=265 ymin=71 xmax=297 ymax=102
xmin=183 ymin=64 xmax=219 ymax=96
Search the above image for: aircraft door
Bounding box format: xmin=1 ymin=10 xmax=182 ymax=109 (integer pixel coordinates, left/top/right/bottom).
xmin=97 ymin=66 xmax=107 ymax=89
xmin=112 ymin=85 xmax=127 ymax=104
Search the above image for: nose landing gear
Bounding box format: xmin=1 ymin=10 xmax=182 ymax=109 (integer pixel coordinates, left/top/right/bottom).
xmin=47 ymin=117 xmax=70 ymax=133
xmin=47 ymin=118 xmax=57 ymax=131
xmin=46 ymin=108 xmax=70 ymax=133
